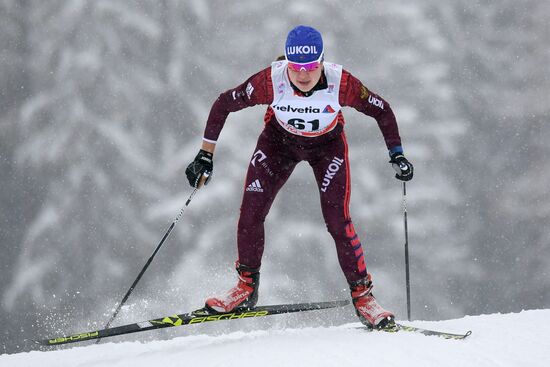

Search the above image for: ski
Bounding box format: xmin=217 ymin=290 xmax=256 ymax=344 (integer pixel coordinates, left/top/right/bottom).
xmin=38 ymin=300 xmax=350 ymax=346
xmin=395 ymin=323 xmax=472 ymax=340
xmin=358 ymin=323 xmax=471 ymax=340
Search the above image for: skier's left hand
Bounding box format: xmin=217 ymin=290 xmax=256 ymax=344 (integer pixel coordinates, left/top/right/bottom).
xmin=390 ymin=153 xmax=413 ymax=181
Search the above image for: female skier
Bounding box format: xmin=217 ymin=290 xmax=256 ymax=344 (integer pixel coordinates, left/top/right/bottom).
xmin=185 ymin=25 xmax=413 ymax=330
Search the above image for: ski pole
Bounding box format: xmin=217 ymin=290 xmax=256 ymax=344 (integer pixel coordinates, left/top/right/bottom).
xmin=98 ymin=187 xmax=201 ymax=342
xmin=402 ymin=181 xmax=411 ymax=321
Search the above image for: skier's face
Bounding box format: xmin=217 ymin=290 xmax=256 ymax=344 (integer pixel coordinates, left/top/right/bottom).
xmin=287 ymin=63 xmax=323 ymax=92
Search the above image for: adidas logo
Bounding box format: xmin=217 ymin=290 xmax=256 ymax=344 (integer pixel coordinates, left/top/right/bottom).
xmin=246 ymin=179 xmax=264 ymax=192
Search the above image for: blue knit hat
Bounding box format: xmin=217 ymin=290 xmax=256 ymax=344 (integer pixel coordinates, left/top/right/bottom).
xmin=285 ymin=25 xmax=324 ymax=63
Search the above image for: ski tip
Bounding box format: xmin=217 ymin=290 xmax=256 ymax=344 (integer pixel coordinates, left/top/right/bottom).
xmin=36 ymin=330 xmax=102 ymax=346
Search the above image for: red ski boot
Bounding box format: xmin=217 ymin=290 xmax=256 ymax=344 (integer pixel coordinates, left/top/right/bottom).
xmin=350 ymin=275 xmax=396 ymax=330
xmin=204 ymin=262 xmax=260 ymax=313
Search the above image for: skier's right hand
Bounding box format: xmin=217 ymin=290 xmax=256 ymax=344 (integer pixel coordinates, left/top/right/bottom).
xmin=185 ymin=149 xmax=213 ymax=188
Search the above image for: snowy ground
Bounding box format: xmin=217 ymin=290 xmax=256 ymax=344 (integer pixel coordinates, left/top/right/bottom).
xmin=1 ymin=309 xmax=549 ymax=367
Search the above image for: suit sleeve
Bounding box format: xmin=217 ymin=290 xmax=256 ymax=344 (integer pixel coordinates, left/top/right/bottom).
xmin=339 ymin=69 xmax=402 ymax=153
xmin=203 ymin=67 xmax=273 ymax=143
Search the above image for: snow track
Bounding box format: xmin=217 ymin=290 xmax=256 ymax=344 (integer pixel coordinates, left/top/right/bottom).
xmin=2 ymin=309 xmax=549 ymax=367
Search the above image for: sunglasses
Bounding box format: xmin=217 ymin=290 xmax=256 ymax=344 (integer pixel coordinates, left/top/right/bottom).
xmin=287 ymin=53 xmax=324 ymax=72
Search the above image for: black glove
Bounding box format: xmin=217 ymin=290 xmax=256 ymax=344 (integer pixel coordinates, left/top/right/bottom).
xmin=390 ymin=153 xmax=413 ymax=181
xmin=185 ymin=149 xmax=213 ymax=188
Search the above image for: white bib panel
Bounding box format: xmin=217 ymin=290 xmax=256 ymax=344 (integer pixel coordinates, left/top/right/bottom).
xmin=270 ymin=61 xmax=343 ymax=137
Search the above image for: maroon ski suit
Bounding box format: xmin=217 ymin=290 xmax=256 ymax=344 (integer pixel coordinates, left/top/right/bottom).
xmin=203 ymin=65 xmax=402 ymax=283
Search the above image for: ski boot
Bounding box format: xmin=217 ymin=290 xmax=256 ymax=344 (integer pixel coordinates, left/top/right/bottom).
xmin=350 ymin=274 xmax=396 ymax=331
xmin=200 ymin=262 xmax=260 ymax=315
